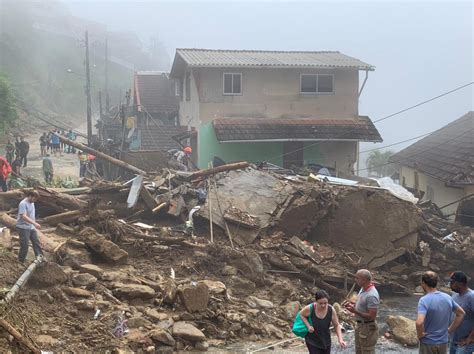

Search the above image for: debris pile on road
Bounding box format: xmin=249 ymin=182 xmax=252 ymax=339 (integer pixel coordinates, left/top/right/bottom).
xmin=0 ymin=161 xmax=472 ymax=352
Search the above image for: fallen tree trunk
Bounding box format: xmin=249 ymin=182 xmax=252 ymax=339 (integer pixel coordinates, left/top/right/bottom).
xmin=37 ymin=186 xmax=88 ymax=211
xmin=79 ymin=227 xmax=128 ymax=263
xmin=54 ymin=133 xmax=147 ymax=176
xmin=189 ymin=162 xmax=249 ymax=180
xmin=1 ymin=258 xmax=43 ymax=304
xmin=0 ymin=318 xmax=40 ymax=353
xmin=0 ymin=213 xmax=59 ymax=253
xmin=40 ymin=210 xmax=82 ymax=226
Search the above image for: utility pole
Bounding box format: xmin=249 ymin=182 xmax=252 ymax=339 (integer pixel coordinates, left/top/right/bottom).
xmin=105 ymin=38 xmax=110 ymax=114
xmin=85 ymin=31 xmax=92 ymax=145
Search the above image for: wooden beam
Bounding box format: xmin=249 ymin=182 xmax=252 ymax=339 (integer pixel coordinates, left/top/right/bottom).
xmin=53 ymin=133 xmax=147 ymax=176
xmin=189 ymin=162 xmax=249 ymax=180
xmin=39 ymin=210 xmax=82 ymax=226
xmin=37 ymin=186 xmax=88 ymax=211
xmin=0 ymin=318 xmax=40 ymax=353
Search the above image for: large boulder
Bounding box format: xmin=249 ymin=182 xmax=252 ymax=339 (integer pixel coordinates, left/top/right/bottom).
xmin=172 ymin=322 xmax=206 ymax=342
xmin=178 ymin=283 xmax=209 ymax=313
xmin=113 ymin=284 xmax=155 ymax=300
xmin=386 ymin=315 xmax=419 ymax=347
xmin=32 ymin=262 xmax=68 ymax=287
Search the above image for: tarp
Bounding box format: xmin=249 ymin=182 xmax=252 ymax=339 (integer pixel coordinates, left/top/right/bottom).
xmin=375 ymin=177 xmax=418 ymax=204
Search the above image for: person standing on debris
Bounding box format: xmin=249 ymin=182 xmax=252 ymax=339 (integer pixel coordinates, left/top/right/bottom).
xmin=345 ymin=269 xmax=380 ymax=354
xmin=299 ymin=289 xmax=347 ymax=353
xmin=39 ymin=132 xmax=48 ymax=157
xmin=78 ymin=151 xmax=88 ymax=177
xmin=0 ymin=156 xmax=12 ymax=192
xmin=449 ymin=271 xmax=474 ymax=354
xmin=5 ymin=139 xmax=15 ymax=164
xmin=16 ymin=190 xmax=43 ymax=263
xmin=416 ymin=271 xmax=465 ymax=354
xmin=18 ymin=137 xmax=29 ymax=167
xmin=42 ymin=154 xmax=54 ymax=184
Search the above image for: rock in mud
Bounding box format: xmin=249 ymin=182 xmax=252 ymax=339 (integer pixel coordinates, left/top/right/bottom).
xmin=200 ymin=280 xmax=226 ymax=295
xmin=79 ymin=264 xmax=104 ymax=279
xmin=226 ymin=276 xmax=256 ymax=296
xmin=178 ymin=283 xmax=209 ymax=313
xmin=386 ymin=315 xmax=419 ymax=347
xmin=32 ymin=262 xmax=68 ymax=287
xmin=172 ymin=321 xmax=206 ymax=342
xmin=63 ymin=287 xmax=93 ymax=297
xmin=113 ymin=284 xmax=156 ymax=300
xmin=145 ymin=308 xmax=168 ymax=322
xmin=195 ymin=341 xmax=209 ymax=351
xmin=127 ymin=316 xmax=153 ymax=329
xmin=149 ymin=328 xmax=176 ymax=346
xmin=282 ymin=301 xmax=300 ymax=320
xmin=246 ymin=296 xmax=274 ymax=309
xmin=72 ymin=273 xmax=97 ymax=288
xmin=221 ymin=265 xmax=238 ymax=276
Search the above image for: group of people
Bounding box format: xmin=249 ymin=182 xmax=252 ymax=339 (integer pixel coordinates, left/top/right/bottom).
xmin=298 ymin=269 xmax=473 ymax=354
xmin=1 ymin=137 xmax=30 ymax=191
xmin=40 ymin=129 xmax=76 ymax=157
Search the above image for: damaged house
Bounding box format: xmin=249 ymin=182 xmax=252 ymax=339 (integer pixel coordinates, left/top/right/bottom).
xmin=390 ymin=111 xmax=474 ymax=225
xmin=170 ymin=48 xmax=382 ymax=175
xmin=99 ymin=71 xmax=191 ymax=172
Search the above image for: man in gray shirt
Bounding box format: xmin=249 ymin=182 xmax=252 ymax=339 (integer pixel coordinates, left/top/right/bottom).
xmin=16 ymin=190 xmax=43 ymax=263
xmin=345 ymin=269 xmax=380 ymax=354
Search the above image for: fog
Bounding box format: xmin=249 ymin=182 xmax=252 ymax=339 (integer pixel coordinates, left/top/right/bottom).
xmin=62 ymin=0 xmax=473 ymax=158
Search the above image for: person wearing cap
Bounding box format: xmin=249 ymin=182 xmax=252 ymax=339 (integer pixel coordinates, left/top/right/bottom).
xmin=16 ymin=190 xmax=43 ymax=263
xmin=449 ymin=271 xmax=474 ymax=354
xmin=416 ymin=271 xmax=465 ymax=354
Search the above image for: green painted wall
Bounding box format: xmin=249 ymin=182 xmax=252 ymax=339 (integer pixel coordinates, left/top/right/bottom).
xmin=198 ymin=123 xmax=284 ymax=168
xmin=198 ymin=123 xmax=326 ymax=169
xmin=302 ymin=142 xmax=323 ymax=165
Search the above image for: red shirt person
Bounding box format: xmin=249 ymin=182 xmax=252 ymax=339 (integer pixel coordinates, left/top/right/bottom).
xmin=0 ymin=156 xmax=12 ymax=192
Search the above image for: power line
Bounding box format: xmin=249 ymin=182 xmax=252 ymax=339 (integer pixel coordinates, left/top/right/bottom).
xmin=359 ymin=132 xmax=432 ymax=154
xmin=373 ymin=82 xmax=473 ymax=123
xmin=359 ymin=129 xmax=471 ymax=173
xmin=264 ymin=82 xmax=473 ymax=164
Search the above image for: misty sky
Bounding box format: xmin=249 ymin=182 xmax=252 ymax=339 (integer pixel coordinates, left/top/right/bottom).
xmin=63 ymin=0 xmax=473 ymax=159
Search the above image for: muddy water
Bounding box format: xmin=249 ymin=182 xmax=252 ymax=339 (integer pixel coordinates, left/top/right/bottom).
xmin=228 ymin=295 xmax=422 ymax=353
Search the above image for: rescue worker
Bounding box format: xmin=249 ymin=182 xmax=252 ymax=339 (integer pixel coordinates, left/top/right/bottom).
xmin=168 ymin=146 xmax=192 ymax=171
xmin=18 ymin=137 xmax=30 ymax=167
xmin=78 ymin=151 xmax=88 ymax=177
xmin=345 ymin=269 xmax=380 ymax=354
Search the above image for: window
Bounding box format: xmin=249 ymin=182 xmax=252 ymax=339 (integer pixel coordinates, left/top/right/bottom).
xmin=174 ymin=81 xmax=180 ymax=97
xmin=179 ymin=78 xmax=184 ymax=101
xmin=185 ymin=72 xmax=191 ymax=101
xmin=223 ymin=73 xmax=242 ymax=95
xmin=300 ymin=74 xmax=334 ymax=94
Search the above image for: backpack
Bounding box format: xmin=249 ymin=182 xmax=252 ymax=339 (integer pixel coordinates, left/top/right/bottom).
xmin=292 ymin=303 xmax=314 ymax=338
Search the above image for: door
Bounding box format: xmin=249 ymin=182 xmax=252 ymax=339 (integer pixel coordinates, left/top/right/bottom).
xmin=283 ymin=141 xmax=304 ymax=169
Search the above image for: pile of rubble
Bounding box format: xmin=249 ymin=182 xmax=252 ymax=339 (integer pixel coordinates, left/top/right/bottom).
xmin=0 ymin=161 xmax=472 ymax=352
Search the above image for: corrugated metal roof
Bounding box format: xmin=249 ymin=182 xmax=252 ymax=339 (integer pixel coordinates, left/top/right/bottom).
xmin=174 ymin=48 xmax=374 ymax=70
xmin=213 ymin=116 xmax=382 ymax=143
xmin=390 ymin=111 xmax=474 ymax=185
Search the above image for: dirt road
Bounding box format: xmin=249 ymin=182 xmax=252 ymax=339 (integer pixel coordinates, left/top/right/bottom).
xmin=15 ymin=121 xmax=88 ymax=183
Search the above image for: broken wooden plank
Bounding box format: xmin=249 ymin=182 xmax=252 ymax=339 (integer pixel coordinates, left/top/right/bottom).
xmin=54 ymin=133 xmax=147 ymax=176
xmin=152 ymin=202 xmax=168 ymax=214
xmin=289 ymin=236 xmax=323 ymax=264
xmin=189 ymin=162 xmax=250 ymax=180
xmin=140 ymin=186 xmax=158 ymax=210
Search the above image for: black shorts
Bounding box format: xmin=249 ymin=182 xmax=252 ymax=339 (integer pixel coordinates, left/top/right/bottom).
xmin=53 ymin=143 xmax=60 ymax=149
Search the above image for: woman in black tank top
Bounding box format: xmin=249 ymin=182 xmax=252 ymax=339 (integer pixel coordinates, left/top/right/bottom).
xmin=298 ymin=290 xmax=347 ymax=354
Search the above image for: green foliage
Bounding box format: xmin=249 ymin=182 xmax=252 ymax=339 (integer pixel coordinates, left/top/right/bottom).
xmin=366 ymin=150 xmax=396 ymax=177
xmin=0 ymin=73 xmax=18 ymax=134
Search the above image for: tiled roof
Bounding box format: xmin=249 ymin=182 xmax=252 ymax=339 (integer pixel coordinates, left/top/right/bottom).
xmin=171 ymin=49 xmax=374 ymax=77
xmin=139 ymin=125 xmax=188 ymax=151
xmin=212 ymin=116 xmax=382 ymax=143
xmin=134 ymin=72 xmax=178 ymax=114
xmin=390 ymin=111 xmax=474 ymax=185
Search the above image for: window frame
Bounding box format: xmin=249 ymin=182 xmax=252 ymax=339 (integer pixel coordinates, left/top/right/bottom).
xmin=174 ymin=81 xmax=180 ymax=97
xmin=223 ymin=72 xmax=242 ymax=96
xmin=300 ymin=73 xmax=334 ymax=95
xmin=185 ymin=72 xmax=191 ymax=101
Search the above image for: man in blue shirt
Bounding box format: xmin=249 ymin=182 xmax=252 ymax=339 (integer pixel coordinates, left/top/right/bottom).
xmin=416 ymin=271 xmax=465 ymax=354
xmin=16 ymin=190 xmax=43 ymax=263
xmin=449 ymin=271 xmax=474 ymax=354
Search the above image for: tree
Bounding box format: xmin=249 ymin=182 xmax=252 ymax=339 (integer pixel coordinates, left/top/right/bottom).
xmin=366 ymin=150 xmax=395 ymax=177
xmin=0 ymin=73 xmax=18 ymax=135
